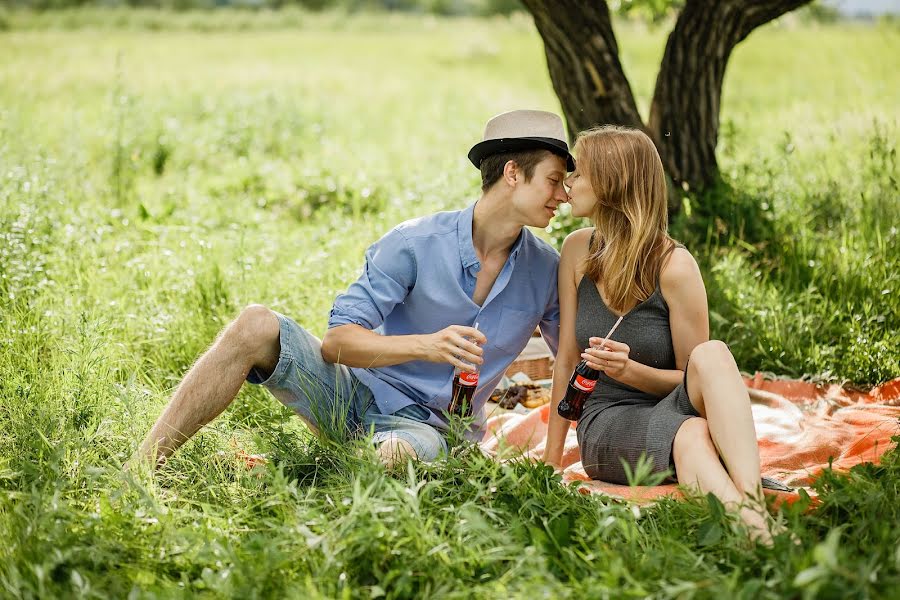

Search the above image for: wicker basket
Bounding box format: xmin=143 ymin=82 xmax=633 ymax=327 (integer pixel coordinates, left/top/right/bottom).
xmin=505 ymin=355 xmax=553 ymax=380
xmin=505 ymin=330 xmax=554 ymax=380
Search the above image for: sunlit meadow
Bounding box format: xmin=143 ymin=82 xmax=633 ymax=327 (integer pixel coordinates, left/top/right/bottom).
xmin=1 ymin=9 xmax=898 ymax=598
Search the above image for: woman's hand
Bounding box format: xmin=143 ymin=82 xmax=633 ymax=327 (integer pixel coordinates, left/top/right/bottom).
xmin=538 ymin=451 xmax=565 ymax=474
xmin=582 ymin=338 xmax=631 ymax=380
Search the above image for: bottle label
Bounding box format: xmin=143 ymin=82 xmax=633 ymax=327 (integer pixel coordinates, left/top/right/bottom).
xmin=458 ymin=371 xmax=479 ymax=386
xmin=573 ymin=374 xmax=596 ymax=393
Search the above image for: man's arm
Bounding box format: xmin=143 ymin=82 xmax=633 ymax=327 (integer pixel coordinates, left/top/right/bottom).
xmin=322 ymin=323 xmax=484 ymax=371
xmin=320 ymin=228 xmax=485 ymax=370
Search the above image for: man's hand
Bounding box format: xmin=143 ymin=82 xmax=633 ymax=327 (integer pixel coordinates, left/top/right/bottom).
xmin=583 ymin=338 xmax=631 ymax=380
xmin=419 ymin=325 xmax=486 ymax=372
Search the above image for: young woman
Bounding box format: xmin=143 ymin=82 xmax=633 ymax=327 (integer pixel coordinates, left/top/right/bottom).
xmin=542 ymin=126 xmax=775 ymax=543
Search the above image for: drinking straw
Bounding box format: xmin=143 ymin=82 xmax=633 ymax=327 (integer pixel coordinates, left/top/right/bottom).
xmin=596 ymin=315 xmax=624 ymax=349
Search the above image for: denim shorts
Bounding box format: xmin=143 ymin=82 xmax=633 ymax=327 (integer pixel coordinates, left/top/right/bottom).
xmin=246 ymin=312 xmax=448 ymax=462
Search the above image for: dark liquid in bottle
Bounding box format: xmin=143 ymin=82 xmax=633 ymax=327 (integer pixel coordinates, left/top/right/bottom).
xmin=449 ymin=370 xmax=478 ymax=418
xmin=557 ymin=360 xmax=599 ymax=421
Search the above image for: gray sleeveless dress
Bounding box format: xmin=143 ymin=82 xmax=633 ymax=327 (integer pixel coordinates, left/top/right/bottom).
xmin=575 ymin=242 xmax=700 ymax=484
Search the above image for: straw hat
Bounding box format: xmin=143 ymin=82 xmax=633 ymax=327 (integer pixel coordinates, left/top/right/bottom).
xmin=468 ymin=109 xmax=575 ymax=171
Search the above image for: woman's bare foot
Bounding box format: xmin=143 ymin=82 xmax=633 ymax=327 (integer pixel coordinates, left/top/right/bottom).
xmin=739 ymin=504 xmax=775 ymax=546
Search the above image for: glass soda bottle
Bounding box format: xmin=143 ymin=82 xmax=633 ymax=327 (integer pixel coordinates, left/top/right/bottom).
xmin=449 ymin=322 xmax=480 ymax=418
xmin=449 ymin=368 xmax=479 ymax=418
xmin=558 ymin=316 xmax=624 ymax=421
xmin=556 ymin=359 xmax=599 ymax=421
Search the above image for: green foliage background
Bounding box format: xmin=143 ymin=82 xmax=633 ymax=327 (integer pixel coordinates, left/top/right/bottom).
xmin=0 ymin=9 xmax=898 ymax=598
xmin=2 ymin=0 xmax=525 ymax=16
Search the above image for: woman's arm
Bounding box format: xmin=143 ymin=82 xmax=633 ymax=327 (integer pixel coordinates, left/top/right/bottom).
xmin=662 ymin=248 xmax=709 ymax=369
xmin=580 ymin=248 xmax=708 ymax=396
xmin=542 ymin=228 xmax=591 ymax=467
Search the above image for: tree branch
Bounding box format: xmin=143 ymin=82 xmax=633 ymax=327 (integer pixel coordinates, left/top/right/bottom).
xmin=648 ymin=0 xmax=812 ymax=190
xmin=520 ymin=0 xmax=643 ymax=140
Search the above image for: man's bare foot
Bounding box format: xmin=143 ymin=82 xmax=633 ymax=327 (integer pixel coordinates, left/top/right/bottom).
xmin=376 ymin=438 xmax=418 ymax=469
xmin=123 ymin=449 xmax=160 ymax=473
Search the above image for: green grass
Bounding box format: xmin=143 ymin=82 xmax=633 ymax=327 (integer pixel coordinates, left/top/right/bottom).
xmin=1 ymin=10 xmax=899 ymax=598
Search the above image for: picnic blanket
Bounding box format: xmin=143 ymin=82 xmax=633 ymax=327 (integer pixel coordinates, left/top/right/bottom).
xmin=480 ymin=375 xmax=900 ymax=508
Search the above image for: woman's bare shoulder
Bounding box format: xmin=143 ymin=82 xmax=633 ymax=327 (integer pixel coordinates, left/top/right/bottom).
xmin=560 ymin=227 xmax=593 ymax=259
xmin=560 ymin=227 xmax=593 ymax=280
xmin=660 ymin=246 xmax=704 ymax=297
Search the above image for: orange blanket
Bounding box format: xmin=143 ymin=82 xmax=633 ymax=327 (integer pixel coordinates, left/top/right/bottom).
xmin=480 ymin=375 xmax=900 ymax=507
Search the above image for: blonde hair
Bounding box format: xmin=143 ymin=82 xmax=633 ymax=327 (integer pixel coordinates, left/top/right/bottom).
xmin=576 ymin=126 xmax=675 ymax=314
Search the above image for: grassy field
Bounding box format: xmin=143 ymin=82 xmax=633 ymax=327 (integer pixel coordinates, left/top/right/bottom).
xmin=1 ymin=9 xmax=899 ymax=598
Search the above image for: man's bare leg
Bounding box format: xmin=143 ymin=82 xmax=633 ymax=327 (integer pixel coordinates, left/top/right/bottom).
xmin=132 ymin=304 xmax=282 ymax=468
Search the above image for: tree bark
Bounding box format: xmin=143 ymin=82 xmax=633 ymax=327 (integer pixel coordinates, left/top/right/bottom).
xmin=521 ymin=0 xmax=643 ymax=138
xmin=648 ymin=0 xmax=813 ymax=191
xmin=521 ymin=0 xmax=812 ymax=203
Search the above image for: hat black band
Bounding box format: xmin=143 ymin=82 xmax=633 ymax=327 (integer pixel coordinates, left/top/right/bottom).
xmin=468 ymin=136 xmax=575 ymax=171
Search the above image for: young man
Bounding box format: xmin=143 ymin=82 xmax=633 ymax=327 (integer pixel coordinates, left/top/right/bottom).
xmin=135 ymin=109 xmax=573 ymax=468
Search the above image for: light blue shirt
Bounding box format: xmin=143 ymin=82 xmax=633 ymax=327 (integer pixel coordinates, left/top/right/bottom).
xmin=328 ymin=203 xmax=560 ymax=440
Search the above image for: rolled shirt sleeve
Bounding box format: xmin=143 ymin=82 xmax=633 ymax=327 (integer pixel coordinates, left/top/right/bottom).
xmin=328 ymin=228 xmax=417 ymax=331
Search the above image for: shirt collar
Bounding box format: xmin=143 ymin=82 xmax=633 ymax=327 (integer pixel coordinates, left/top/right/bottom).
xmin=509 ymin=226 xmax=526 ymax=260
xmin=459 ymin=202 xmax=528 ymax=270
xmin=458 ymin=202 xmax=480 ymax=270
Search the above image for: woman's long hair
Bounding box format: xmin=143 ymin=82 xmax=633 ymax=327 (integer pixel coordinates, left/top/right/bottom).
xmin=576 ymin=126 xmax=675 ymax=314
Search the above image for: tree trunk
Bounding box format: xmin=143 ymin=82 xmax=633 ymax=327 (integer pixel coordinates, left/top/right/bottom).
xmin=648 ymin=0 xmax=813 ymax=192
xmin=521 ymin=0 xmax=643 ymax=138
xmin=522 ymin=0 xmax=812 ymax=206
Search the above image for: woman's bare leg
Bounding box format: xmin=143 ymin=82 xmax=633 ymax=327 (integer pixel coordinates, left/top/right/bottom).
xmin=673 ymin=417 xmax=772 ymax=544
xmin=684 ymin=340 xmax=763 ymax=501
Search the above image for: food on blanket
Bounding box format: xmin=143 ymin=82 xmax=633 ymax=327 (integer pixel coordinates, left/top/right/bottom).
xmin=523 ymin=386 xmax=551 ymax=408
xmin=492 ymin=385 xmax=527 ymax=409
xmin=490 ymin=383 xmax=549 ymax=409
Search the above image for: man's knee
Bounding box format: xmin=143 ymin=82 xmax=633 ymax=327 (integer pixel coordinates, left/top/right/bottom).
xmin=228 ymin=304 xmax=281 ymax=367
